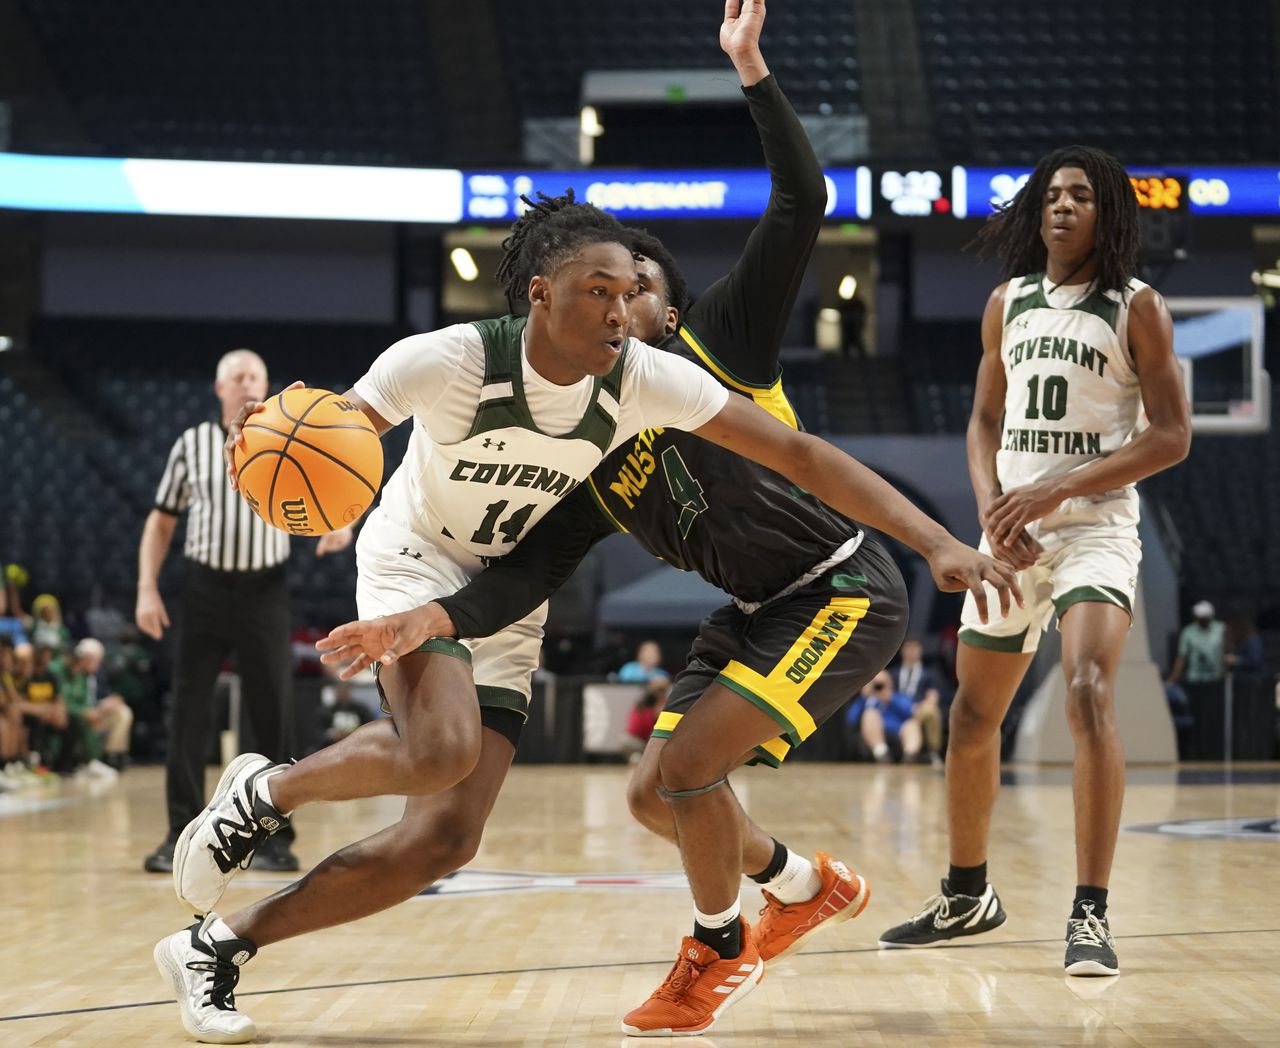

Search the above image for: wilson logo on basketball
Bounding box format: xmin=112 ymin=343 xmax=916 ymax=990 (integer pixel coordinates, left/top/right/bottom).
xmin=281 ymin=498 xmax=314 ymax=535
xmin=343 ymin=504 xmax=365 ymax=523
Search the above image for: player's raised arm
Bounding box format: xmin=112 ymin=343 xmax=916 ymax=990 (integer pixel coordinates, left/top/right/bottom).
xmin=695 ymin=0 xmax=828 ymax=382
xmin=692 ymin=394 xmax=1023 ymax=622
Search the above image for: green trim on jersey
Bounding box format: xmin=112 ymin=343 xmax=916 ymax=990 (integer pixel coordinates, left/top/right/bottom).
xmin=1005 ymin=274 xmax=1120 ymax=333
xmin=476 ymin=685 xmax=529 ymax=720
xmin=1053 ymin=584 xmax=1133 ymax=618
xmin=467 ymin=315 xmax=628 ymax=453
xmin=958 ymin=626 xmax=1029 ymax=653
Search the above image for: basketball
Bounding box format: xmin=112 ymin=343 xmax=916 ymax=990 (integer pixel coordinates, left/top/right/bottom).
xmin=233 ymin=387 xmax=383 ymax=536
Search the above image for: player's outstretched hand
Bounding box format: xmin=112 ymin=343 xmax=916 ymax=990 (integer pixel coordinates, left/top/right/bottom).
xmin=924 ymin=537 xmax=1023 ymax=624
xmin=984 ymin=482 xmax=1063 ymax=548
xmin=317 ymin=602 xmax=459 ymax=681
xmin=223 ymin=379 xmax=304 ymax=491
xmin=721 ymin=0 xmax=765 ymax=60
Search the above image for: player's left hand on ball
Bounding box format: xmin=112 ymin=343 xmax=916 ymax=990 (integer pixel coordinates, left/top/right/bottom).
xmin=925 ymin=538 xmax=1024 ymax=624
xmin=984 ymin=483 xmax=1063 ymax=547
xmin=315 ymin=526 xmax=354 ymax=557
xmin=224 ymin=379 xmax=305 ymax=491
xmin=316 ymin=602 xmax=458 ymax=681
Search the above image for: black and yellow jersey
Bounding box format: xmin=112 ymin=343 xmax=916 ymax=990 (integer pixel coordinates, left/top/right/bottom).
xmin=585 ymin=325 xmax=857 ymax=604
xmin=439 ymin=74 xmax=860 ymax=636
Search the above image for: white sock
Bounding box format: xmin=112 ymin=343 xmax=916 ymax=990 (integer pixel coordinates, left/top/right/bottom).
xmin=694 ymin=896 xmax=741 ymax=931
xmin=763 ymin=849 xmax=823 ymax=905
xmin=872 ymin=741 xmax=890 ymax=760
xmin=255 ymin=768 xmax=292 ymax=816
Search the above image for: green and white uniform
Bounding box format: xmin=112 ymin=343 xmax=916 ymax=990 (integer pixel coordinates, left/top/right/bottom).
xmin=352 ymin=316 xmax=728 ymax=714
xmin=960 ymin=274 xmax=1148 ymax=654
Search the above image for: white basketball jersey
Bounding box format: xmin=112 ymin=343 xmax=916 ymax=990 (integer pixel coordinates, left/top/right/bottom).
xmin=997 ymin=273 xmax=1146 ymax=497
xmin=398 ymin=315 xmax=627 ymax=560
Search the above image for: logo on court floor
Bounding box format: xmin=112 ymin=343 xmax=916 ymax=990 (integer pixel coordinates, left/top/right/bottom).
xmin=412 ymin=868 xmax=688 ymax=899
xmin=1124 ymin=817 xmax=1280 ymax=841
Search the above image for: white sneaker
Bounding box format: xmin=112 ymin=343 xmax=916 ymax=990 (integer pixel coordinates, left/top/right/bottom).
xmin=154 ymin=913 xmax=258 ymax=1044
xmin=85 ymin=758 xmax=119 ymax=781
xmin=173 ymin=753 xmax=290 ymax=915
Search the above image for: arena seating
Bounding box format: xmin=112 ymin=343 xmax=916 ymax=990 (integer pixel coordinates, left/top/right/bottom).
xmin=17 ymin=0 xmax=439 ymax=165
xmin=493 ymin=0 xmax=863 ymax=118
xmin=915 ymin=0 xmax=1278 ymax=164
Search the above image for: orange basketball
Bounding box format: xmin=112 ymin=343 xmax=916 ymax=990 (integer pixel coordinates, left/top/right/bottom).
xmin=233 ymin=388 xmax=383 ymax=536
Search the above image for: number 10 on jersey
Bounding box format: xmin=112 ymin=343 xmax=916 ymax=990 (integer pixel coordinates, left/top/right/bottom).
xmin=1025 ymin=375 xmax=1068 ymax=421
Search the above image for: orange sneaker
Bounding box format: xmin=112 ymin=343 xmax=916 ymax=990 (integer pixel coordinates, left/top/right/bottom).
xmin=755 ymin=851 xmax=869 ymax=962
xmin=621 ymin=918 xmax=764 ymax=1037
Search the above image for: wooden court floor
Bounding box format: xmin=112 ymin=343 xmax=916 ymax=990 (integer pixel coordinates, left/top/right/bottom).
xmin=1 ymin=761 xmax=1277 ymax=1047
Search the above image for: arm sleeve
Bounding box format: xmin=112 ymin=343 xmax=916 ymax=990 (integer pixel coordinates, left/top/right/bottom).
xmin=434 ymin=485 xmax=615 ymax=639
xmin=350 ymin=328 xmax=464 ymax=428
xmin=683 ymin=75 xmax=827 ymax=385
xmin=625 ymin=341 xmax=730 ymax=432
xmin=154 ymin=433 xmax=190 ymax=515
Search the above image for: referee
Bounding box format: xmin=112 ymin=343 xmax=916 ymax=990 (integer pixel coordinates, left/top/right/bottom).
xmin=136 ymin=348 xmax=351 ymax=873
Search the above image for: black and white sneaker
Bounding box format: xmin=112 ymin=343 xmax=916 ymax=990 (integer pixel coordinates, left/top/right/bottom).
xmin=878 ymin=881 xmax=1007 ymax=948
xmin=154 ymin=913 xmax=257 ymax=1044
xmin=173 ymin=753 xmax=290 ymax=915
xmin=1064 ymin=903 xmax=1119 ymax=976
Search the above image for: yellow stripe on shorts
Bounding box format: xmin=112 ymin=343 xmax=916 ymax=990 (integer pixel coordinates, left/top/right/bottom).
xmin=719 ymin=596 xmax=871 ymax=743
xmin=652 ymin=710 xmax=791 ymax=765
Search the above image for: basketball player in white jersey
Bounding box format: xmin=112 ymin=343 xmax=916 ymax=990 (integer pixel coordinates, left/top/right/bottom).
xmin=878 ymin=147 xmax=1190 ymax=976
xmin=153 ymin=198 xmax=1018 ymax=1043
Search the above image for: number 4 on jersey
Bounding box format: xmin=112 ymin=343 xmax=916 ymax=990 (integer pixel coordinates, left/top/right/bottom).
xmin=661 ymin=447 xmax=708 ymax=539
xmin=471 ymin=500 xmax=536 ymax=545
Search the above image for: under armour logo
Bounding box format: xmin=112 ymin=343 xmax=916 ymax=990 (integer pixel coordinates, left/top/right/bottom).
xmin=482 ymin=438 xmax=506 ymax=451
xmin=399 ymin=547 xmax=423 ymax=560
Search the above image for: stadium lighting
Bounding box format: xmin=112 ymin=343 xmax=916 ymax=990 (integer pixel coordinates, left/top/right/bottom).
xmin=580 ymin=106 xmax=604 ymax=138
xmin=838 ymin=275 xmax=858 ymax=300
xmin=0 ymin=336 xmax=12 ymax=352
xmin=450 ymin=248 xmax=480 ymax=282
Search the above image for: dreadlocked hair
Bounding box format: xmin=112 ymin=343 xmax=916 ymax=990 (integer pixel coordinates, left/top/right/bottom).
xmin=627 ymin=227 xmax=692 ymax=317
xmin=495 ymin=190 xmax=628 ymax=310
xmin=971 ymin=145 xmax=1140 ymax=296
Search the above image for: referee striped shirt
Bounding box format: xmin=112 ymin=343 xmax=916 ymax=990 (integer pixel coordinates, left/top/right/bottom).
xmin=154 ymin=421 xmax=291 ymax=571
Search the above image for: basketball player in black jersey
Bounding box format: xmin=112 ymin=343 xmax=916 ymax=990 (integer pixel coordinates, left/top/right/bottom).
xmin=321 ymin=2 xmax=1019 ymax=1035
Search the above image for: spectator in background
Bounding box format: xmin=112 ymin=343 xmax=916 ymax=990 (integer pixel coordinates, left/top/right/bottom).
xmin=894 ymin=636 xmax=943 ymax=767
xmin=47 ymin=639 xmax=123 ymax=780
xmin=0 ymin=570 xmax=30 ymax=646
xmin=29 ymin=594 xmax=71 ymax=655
xmin=1226 ymin=615 xmax=1265 ymax=678
xmin=19 ymin=645 xmax=73 ymax=772
xmin=846 ymin=670 xmax=924 ymax=763
xmin=70 ymin=638 xmax=134 ymax=772
xmin=623 ymin=677 xmax=670 ymax=762
xmin=617 ymin=639 xmax=669 ymax=684
xmin=0 ymin=637 xmax=28 ymax=780
xmin=1166 ymin=601 xmax=1225 ymax=688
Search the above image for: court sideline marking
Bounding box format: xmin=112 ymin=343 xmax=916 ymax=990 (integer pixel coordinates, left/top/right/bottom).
xmin=3 ymin=926 xmax=1277 ymax=1023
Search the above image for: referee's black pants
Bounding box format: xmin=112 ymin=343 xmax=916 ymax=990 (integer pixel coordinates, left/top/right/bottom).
xmin=166 ymin=563 xmax=295 ymax=841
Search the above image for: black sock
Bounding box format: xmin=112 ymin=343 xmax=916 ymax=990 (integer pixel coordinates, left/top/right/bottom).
xmin=944 ymin=862 xmax=987 ymax=898
xmin=1072 ymin=886 xmax=1108 ymax=919
xmin=694 ymin=918 xmax=742 ymax=958
xmin=747 ymin=838 xmax=788 ymax=884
